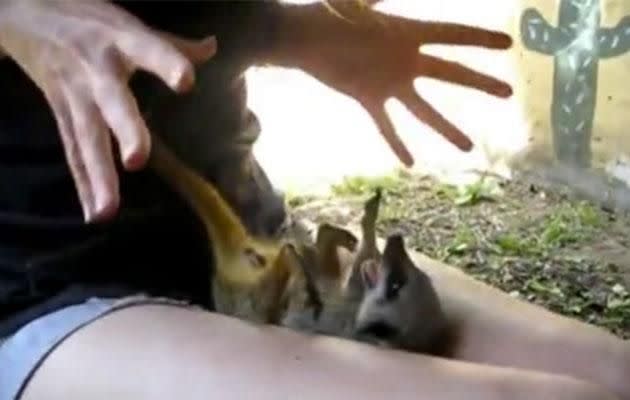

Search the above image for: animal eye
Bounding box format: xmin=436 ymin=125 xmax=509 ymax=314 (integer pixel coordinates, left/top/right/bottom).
xmin=386 ymin=281 xmax=401 ymax=300
xmin=244 ymin=248 xmax=266 ymax=269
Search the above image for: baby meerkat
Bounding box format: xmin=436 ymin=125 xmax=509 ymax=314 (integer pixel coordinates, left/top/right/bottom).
xmin=148 ymin=136 xmax=306 ymax=324
xmin=282 ymin=189 xmax=448 ymax=354
xmin=149 ymin=140 xmax=447 ymax=354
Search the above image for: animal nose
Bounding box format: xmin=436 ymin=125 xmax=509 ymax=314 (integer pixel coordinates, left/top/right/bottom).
xmin=261 ymin=192 xmax=289 ymax=237
xmin=356 ymin=321 xmax=399 ymax=340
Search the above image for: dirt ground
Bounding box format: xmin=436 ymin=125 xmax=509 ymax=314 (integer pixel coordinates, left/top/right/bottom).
xmin=289 ymin=171 xmax=630 ymax=339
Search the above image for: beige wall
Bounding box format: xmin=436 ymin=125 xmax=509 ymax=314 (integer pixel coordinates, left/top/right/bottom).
xmin=510 ymin=0 xmax=630 ymax=175
xmin=385 ymin=0 xmax=630 ymax=177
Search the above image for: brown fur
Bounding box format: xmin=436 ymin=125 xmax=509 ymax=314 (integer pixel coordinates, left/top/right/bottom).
xmin=282 ymin=190 xmax=449 ymax=354
xmin=149 ymin=138 xmax=446 ymax=353
xmin=149 ymin=136 xmax=303 ymax=323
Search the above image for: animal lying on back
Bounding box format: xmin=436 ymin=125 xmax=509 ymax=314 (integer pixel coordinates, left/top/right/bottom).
xmin=148 ymin=138 xmax=448 ymax=354
xmin=281 ymin=190 xmax=449 ymax=354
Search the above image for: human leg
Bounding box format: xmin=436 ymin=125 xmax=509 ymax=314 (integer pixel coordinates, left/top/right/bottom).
xmin=409 ymin=250 xmax=630 ymax=399
xmin=0 ymin=294 xmax=197 ymax=400
xmin=138 ymin=58 xmax=627 ymax=398
xmin=208 ymin=146 xmax=630 ymax=398
xmin=19 ymin=304 xmax=617 ymax=400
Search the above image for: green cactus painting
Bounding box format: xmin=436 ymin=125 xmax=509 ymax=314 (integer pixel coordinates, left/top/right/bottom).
xmin=521 ymin=0 xmax=630 ymax=168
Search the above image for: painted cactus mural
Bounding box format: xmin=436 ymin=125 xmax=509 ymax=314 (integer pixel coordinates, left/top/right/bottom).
xmin=521 ymin=0 xmax=630 ymax=168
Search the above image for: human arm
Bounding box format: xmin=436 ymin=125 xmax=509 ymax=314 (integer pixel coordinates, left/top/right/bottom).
xmin=0 ymin=0 xmax=216 ymax=223
xmin=248 ymin=1 xmax=513 ymax=166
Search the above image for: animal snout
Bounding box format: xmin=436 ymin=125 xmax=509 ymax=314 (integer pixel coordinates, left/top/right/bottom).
xmin=262 ymin=193 xmax=289 ymax=237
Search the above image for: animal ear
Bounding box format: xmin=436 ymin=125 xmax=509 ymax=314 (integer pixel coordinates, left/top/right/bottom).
xmin=243 ymin=247 xmax=267 ymax=270
xmin=315 ymin=223 xmax=358 ymax=278
xmin=316 ymin=223 xmax=358 ymax=252
xmin=382 ymin=234 xmax=413 ymax=274
xmin=360 ymin=259 xmax=382 ymax=289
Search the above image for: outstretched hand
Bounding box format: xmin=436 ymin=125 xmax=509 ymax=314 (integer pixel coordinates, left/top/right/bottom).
xmin=297 ymin=2 xmax=513 ymax=166
xmin=0 ymin=0 xmax=217 ymax=223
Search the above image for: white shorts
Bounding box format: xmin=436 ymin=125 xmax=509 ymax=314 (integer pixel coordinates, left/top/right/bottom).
xmin=0 ymin=294 xmax=196 ymax=400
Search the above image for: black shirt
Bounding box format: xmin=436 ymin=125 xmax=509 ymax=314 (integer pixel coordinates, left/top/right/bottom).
xmin=0 ymin=1 xmax=280 ymax=337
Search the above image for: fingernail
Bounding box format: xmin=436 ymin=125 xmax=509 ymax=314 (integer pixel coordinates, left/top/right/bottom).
xmin=170 ymin=37 xmax=216 ymax=92
xmin=460 ymin=138 xmax=474 ymax=152
xmin=172 ymin=64 xmax=195 ymax=93
xmin=90 ymin=191 xmax=120 ymax=224
xmin=201 ymin=35 xmax=218 ymax=57
xmin=82 ymin=201 xmax=94 ymax=223
xmin=491 ymin=82 xmax=513 ymax=98
xmin=124 ymin=148 xmax=150 ymax=171
xmin=401 ymin=150 xmax=414 ymax=167
xmin=123 ymin=134 xmax=151 ymax=171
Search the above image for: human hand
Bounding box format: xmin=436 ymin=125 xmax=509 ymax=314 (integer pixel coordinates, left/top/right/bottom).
xmin=0 ymin=0 xmax=217 ymax=222
xmin=295 ymin=2 xmax=513 ymax=167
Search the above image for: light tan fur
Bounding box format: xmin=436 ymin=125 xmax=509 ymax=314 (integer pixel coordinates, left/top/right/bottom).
xmin=148 ymin=136 xmax=301 ymax=323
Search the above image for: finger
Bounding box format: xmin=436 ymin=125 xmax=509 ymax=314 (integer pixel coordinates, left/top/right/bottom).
xmin=410 ymin=20 xmax=512 ymax=49
xmin=329 ymin=0 xmax=383 ymax=7
xmin=73 ymin=0 xmax=215 ymax=66
xmin=156 ymin=32 xmax=217 ymax=65
xmin=43 ymin=82 xmax=95 ymax=221
xmin=89 ymin=54 xmax=151 ymax=171
xmin=116 ymin=28 xmax=216 ymax=93
xmin=361 ymin=100 xmax=414 ymax=167
xmin=420 ymin=54 xmax=512 ymax=98
xmin=62 ymin=81 xmax=120 ymax=222
xmin=363 ymin=0 xmax=384 ymax=7
xmin=398 ymin=87 xmax=473 ymax=152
